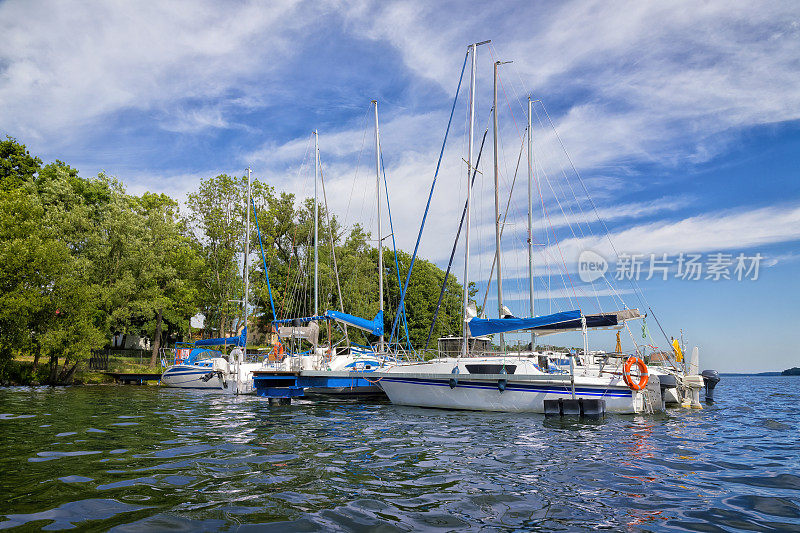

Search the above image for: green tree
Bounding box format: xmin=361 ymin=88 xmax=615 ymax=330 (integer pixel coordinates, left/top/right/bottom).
xmin=244 ymin=181 xmax=466 ymax=352
xmin=0 ymin=150 xmax=109 ymax=383
xmin=134 ymin=192 xmax=202 ymax=365
xmin=187 ymin=174 xmax=248 ymax=338
xmin=1 ymin=138 xmax=204 ymax=382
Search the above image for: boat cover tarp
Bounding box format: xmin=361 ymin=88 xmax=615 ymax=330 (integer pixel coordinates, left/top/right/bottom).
xmin=534 ymin=313 xmax=617 ymax=331
xmin=194 ymin=327 xmax=246 ymax=347
xmin=325 ymin=310 xmax=384 ymax=336
xmin=468 ymin=310 xmax=581 ymax=337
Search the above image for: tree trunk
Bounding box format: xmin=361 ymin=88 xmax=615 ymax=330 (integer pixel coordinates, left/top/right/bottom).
xmin=61 ymin=362 xmax=79 ymax=384
xmin=48 ymin=354 xmax=58 ymax=385
xmin=32 ymin=343 xmax=41 ymax=372
xmin=150 ymin=307 xmax=163 ymax=367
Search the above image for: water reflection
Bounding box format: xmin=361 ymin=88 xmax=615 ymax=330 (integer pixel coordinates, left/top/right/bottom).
xmin=0 ymin=377 xmax=799 ymax=530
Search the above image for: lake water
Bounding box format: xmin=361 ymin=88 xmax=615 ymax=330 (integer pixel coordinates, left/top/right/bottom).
xmin=1 ymin=376 xmax=799 ymax=531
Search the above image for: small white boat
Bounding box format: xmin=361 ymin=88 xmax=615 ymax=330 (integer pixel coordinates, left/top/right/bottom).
xmin=161 ymin=348 xmax=232 ymax=390
xmin=376 ymin=362 xmax=651 ymax=414
xmin=161 ymin=337 xmax=264 ymax=394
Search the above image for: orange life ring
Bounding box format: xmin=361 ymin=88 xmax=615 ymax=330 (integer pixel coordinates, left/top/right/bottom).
xmin=623 ymin=357 xmax=649 ymax=390
xmin=270 ymin=342 xmax=285 ymax=361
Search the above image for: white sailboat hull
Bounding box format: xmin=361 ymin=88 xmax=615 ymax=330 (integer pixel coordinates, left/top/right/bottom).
xmin=161 ymin=365 xmax=227 ymax=390
xmin=161 ymin=360 xmax=263 ymax=394
xmin=378 ymin=375 xmax=639 ymax=413
xmin=374 ymin=358 xmax=649 ymax=414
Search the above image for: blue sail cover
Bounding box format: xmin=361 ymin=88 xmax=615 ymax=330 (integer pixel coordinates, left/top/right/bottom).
xmin=468 ymin=310 xmax=581 ymax=337
xmin=325 ymin=310 xmax=384 ymax=337
xmin=272 ymin=315 xmax=327 ymax=326
xmin=194 ymin=327 xmax=247 ymax=347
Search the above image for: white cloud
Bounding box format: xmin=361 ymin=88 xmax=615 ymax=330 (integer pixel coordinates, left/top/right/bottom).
xmin=544 ymin=203 xmax=800 ymax=264
xmin=352 ymin=0 xmax=800 ymax=168
xmin=0 ymin=0 xmax=304 ymax=142
xmin=460 ymin=203 xmax=800 ymax=312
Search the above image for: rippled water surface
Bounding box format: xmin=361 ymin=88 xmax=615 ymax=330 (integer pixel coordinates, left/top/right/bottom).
xmin=1 ymin=376 xmax=799 ymax=531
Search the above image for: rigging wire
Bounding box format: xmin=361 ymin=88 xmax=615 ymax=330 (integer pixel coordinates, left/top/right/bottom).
xmin=318 ymin=159 xmax=350 ymax=347
xmin=389 ymin=49 xmax=469 ymax=345
xmin=424 ymin=124 xmax=490 ymax=350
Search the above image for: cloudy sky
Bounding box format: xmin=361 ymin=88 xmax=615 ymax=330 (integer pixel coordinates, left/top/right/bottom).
xmin=3 ymin=0 xmax=799 ymax=372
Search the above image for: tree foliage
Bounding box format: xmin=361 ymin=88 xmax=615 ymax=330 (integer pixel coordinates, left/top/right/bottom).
xmin=0 ymin=138 xmax=201 ymax=383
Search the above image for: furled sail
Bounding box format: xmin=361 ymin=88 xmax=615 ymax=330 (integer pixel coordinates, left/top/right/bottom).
xmin=325 ymin=310 xmax=384 ymax=336
xmin=194 ymin=327 xmax=247 ymax=347
xmin=271 ymin=311 xmax=384 ymax=337
xmin=467 ymin=310 xmax=581 ymax=337
xmin=532 ymin=309 xmax=642 ymax=336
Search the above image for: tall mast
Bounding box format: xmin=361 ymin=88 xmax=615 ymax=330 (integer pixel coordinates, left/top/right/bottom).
xmin=527 ymin=97 xmax=535 ymax=351
xmin=462 ymin=43 xmax=478 ymax=359
xmin=314 ymin=130 xmax=319 ymax=317
xmin=373 ymin=100 xmax=384 ymax=352
xmin=492 ymin=60 xmax=507 ymax=353
xmin=244 ymin=166 xmax=251 ymax=347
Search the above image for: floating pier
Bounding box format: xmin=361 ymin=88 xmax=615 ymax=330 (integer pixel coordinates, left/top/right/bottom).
xmin=251 ymin=370 xmax=382 ymax=403
xmin=544 ymin=398 xmax=606 ymax=418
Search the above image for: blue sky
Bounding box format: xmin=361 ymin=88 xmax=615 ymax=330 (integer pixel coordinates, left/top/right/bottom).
xmin=2 ymin=0 xmax=799 ymax=372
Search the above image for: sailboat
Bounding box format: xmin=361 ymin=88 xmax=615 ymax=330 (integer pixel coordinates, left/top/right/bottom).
xmin=373 ymin=42 xmax=667 ymax=415
xmin=252 ymin=106 xmax=403 ymax=396
xmin=162 ymin=169 xmax=263 ymax=393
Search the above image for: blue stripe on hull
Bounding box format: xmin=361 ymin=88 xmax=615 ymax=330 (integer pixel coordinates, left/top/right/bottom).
xmin=379 ymin=377 xmax=632 ymax=398
xmin=162 ymin=370 xmax=215 ymax=376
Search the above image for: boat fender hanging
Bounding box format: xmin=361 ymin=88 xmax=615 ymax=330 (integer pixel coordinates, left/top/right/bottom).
xmin=498 ymin=366 xmax=507 ymax=392
xmin=622 ymin=357 xmax=649 ymax=391
xmin=449 ymin=366 xmax=459 ymax=389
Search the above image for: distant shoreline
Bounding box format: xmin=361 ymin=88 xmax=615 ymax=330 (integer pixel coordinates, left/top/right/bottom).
xmin=720 ymin=369 xmax=799 ymax=377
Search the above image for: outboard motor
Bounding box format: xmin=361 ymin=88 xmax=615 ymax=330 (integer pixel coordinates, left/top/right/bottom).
xmin=657 ymin=373 xmax=678 ymax=410
xmin=701 ymin=369 xmax=720 ymax=403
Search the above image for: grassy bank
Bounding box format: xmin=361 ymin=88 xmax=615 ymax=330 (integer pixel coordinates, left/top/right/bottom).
xmin=3 ymin=355 xmax=162 ymax=386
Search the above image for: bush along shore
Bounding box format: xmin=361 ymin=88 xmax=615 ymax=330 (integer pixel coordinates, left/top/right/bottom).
xmin=1 ymin=352 xmax=162 ymax=386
